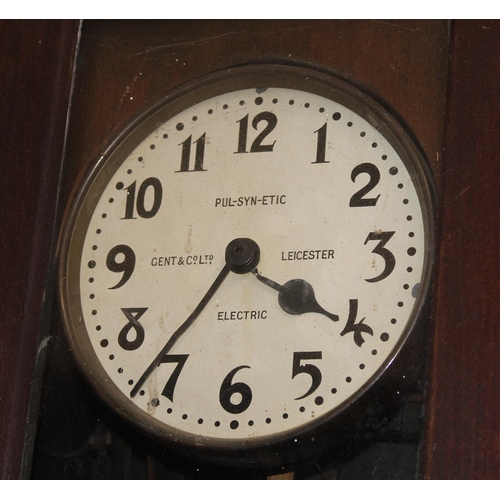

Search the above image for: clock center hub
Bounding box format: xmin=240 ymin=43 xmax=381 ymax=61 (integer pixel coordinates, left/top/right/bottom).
xmin=225 ymin=238 xmax=261 ymax=274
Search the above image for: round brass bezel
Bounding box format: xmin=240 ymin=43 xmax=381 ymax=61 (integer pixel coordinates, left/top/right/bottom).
xmin=58 ymin=62 xmax=437 ymax=463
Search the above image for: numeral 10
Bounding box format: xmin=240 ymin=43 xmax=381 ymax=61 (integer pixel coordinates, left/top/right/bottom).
xmin=122 ymin=177 xmax=163 ymax=219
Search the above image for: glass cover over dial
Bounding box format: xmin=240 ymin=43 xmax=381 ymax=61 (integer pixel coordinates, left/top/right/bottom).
xmin=59 ymin=66 xmax=434 ymax=451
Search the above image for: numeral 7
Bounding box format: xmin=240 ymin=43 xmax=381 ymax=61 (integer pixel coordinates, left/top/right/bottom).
xmin=160 ymin=354 xmax=189 ymax=402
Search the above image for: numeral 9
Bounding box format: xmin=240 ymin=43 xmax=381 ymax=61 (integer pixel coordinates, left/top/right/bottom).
xmin=106 ymin=244 xmax=136 ymax=289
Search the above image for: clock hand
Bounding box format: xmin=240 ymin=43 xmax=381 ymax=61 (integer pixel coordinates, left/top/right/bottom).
xmin=130 ymin=238 xmax=260 ymax=398
xmin=252 ymin=269 xmax=339 ymax=322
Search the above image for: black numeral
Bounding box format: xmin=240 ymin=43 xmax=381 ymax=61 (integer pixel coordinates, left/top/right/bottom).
xmin=312 ymin=123 xmax=329 ymax=164
xmin=219 ymin=365 xmax=252 ymax=414
xmin=118 ymin=307 xmax=147 ymax=351
xmin=177 ymin=133 xmax=206 ymax=172
xmin=106 ymin=245 xmax=136 ymax=289
xmin=292 ymin=352 xmax=322 ymax=400
xmin=364 ymin=231 xmax=396 ymax=282
xmin=160 ymin=354 xmax=189 ymax=402
xmin=339 ymin=299 xmax=374 ymax=347
xmin=349 ymin=163 xmax=381 ymax=207
xmin=235 ymin=112 xmax=277 ymax=153
xmin=122 ymin=178 xmax=163 ymax=219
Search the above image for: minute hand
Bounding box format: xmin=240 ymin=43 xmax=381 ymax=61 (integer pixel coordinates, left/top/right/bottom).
xmin=252 ymin=269 xmax=339 ymax=322
xmin=130 ymin=263 xmax=231 ymax=398
xmin=131 ymin=238 xmax=261 ymax=399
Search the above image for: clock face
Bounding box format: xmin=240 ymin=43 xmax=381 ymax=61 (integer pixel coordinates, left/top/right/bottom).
xmin=59 ymin=65 xmax=435 ymax=456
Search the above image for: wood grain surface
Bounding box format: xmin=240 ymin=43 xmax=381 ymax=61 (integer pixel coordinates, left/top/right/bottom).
xmin=0 ymin=20 xmax=80 ymax=479
xmin=58 ymin=20 xmax=449 ymax=477
xmin=422 ymin=20 xmax=500 ymax=479
xmin=1 ymin=20 xmax=457 ymax=478
xmin=61 ymin=20 xmax=448 ymax=206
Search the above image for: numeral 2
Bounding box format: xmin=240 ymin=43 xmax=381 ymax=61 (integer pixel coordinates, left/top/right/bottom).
xmin=349 ymin=163 xmax=381 ymax=207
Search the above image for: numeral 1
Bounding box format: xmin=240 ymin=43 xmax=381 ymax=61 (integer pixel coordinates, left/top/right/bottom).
xmin=177 ymin=133 xmax=206 ymax=172
xmin=312 ymin=123 xmax=329 ymax=164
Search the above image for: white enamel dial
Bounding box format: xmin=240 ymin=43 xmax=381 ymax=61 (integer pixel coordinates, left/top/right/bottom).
xmin=59 ymin=66 xmax=434 ymax=452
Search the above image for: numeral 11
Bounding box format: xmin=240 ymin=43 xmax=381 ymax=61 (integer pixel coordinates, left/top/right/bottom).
xmin=177 ymin=133 xmax=206 ymax=172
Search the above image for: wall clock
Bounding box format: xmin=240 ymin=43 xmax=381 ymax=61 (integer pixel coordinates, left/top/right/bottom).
xmin=58 ymin=63 xmax=436 ymax=467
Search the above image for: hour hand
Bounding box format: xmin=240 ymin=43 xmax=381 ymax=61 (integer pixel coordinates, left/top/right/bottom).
xmin=252 ymin=270 xmax=339 ymax=322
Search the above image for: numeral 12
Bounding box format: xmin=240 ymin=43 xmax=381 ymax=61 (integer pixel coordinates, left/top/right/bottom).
xmin=235 ymin=112 xmax=277 ymax=153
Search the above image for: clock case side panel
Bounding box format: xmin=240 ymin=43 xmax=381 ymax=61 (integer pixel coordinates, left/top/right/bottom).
xmin=57 ymin=63 xmax=437 ymax=468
